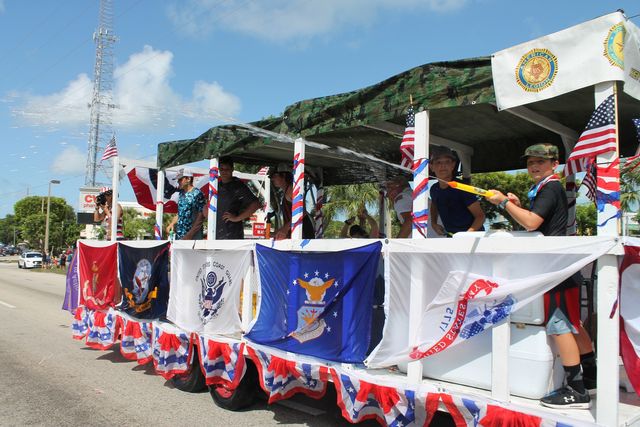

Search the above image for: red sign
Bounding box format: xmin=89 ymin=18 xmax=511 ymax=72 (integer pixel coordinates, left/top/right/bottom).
xmin=253 ymin=222 xmax=266 ymax=237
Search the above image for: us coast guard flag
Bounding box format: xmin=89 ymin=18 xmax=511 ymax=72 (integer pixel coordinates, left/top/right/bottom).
xmin=167 ymin=248 xmax=251 ymax=335
xmin=118 ymin=242 xmax=170 ymax=319
xmin=367 ymin=237 xmax=615 ymax=368
xmin=492 ymin=11 xmax=626 ymax=110
xmin=246 ymin=242 xmax=381 ymax=363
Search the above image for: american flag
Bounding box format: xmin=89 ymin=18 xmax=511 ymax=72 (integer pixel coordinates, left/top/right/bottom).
xmin=400 ymin=104 xmax=415 ymax=169
xmin=564 ymin=95 xmax=617 ymax=176
xmin=256 ymin=166 xmax=269 ymax=176
xmin=582 ymin=161 xmax=597 ymax=203
xmin=101 ymin=135 xmax=118 ymax=161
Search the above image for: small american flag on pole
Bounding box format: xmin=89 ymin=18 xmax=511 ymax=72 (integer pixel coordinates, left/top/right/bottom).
xmin=400 ymin=104 xmax=415 ymax=169
xmin=582 ymin=161 xmax=597 ymax=203
xmin=564 ymin=95 xmax=617 ymax=176
xmin=101 ymin=135 xmax=118 ymax=161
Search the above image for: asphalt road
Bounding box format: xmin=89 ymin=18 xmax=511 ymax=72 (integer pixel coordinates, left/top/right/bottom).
xmin=0 ymin=262 xmax=376 ymax=426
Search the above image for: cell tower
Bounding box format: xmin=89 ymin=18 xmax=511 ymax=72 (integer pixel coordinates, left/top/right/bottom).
xmin=85 ymin=0 xmax=117 ymax=186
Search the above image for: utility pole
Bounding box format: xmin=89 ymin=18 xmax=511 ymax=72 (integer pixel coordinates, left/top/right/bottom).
xmin=85 ymin=0 xmax=117 ymax=187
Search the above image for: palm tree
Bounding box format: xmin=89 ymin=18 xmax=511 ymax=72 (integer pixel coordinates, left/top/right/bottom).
xmin=323 ymin=183 xmax=381 ymax=222
xmin=621 ymin=159 xmax=640 ymax=213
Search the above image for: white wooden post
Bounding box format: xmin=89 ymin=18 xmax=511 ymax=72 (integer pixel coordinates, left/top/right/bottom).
xmin=291 ymin=138 xmax=305 ymax=241
xmin=594 ymin=81 xmax=620 ymax=426
xmin=110 ymin=155 xmax=120 ymax=242
xmin=155 ymin=170 xmax=165 ymax=239
xmin=207 ymin=158 xmax=219 ymax=241
xmin=491 ymin=257 xmax=510 ymax=401
xmin=406 ymin=110 xmax=429 ymax=382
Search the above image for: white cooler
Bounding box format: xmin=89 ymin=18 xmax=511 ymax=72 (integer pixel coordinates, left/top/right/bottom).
xmin=398 ymin=323 xmax=564 ymax=399
xmin=452 ymin=231 xmax=546 ymax=326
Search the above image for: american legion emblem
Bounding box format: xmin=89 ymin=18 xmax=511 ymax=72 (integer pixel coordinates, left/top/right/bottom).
xmin=290 ymin=272 xmax=336 ymax=343
xmin=123 ymin=258 xmax=158 ymax=313
xmin=197 ymin=260 xmax=230 ymax=324
xmin=515 ymin=48 xmax=558 ymax=93
xmin=603 ymin=22 xmax=625 ymax=69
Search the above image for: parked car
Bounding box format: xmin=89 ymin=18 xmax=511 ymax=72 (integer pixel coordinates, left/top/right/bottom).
xmin=18 ymin=252 xmax=43 ymax=269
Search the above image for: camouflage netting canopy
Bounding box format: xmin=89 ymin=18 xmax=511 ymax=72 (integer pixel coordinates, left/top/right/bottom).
xmin=157 ymin=56 xmax=640 ymax=186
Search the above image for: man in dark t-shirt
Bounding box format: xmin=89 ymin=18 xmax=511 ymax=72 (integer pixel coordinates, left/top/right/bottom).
xmin=215 ymin=157 xmax=260 ymax=240
xmin=487 ymin=143 xmax=595 ymax=410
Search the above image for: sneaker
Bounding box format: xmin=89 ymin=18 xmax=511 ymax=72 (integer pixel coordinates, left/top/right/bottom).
xmin=583 ymin=376 xmax=597 ymax=396
xmin=540 ymin=386 xmax=591 ymax=409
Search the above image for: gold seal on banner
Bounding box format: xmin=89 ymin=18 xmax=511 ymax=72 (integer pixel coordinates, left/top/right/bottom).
xmin=604 ymin=22 xmax=625 ymax=69
xmin=515 ymin=48 xmax=558 ymax=92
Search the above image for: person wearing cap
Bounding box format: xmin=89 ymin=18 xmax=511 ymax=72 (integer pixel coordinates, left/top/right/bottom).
xmin=215 ymin=157 xmax=260 ymax=239
xmin=167 ymin=168 xmax=206 ymax=240
xmin=270 ymin=163 xmax=315 ymax=240
xmin=429 ymin=146 xmax=485 ymax=236
xmin=93 ymin=188 xmax=124 ymax=240
xmin=385 ymin=176 xmax=412 ymax=238
xmin=487 ymin=143 xmax=595 ymax=409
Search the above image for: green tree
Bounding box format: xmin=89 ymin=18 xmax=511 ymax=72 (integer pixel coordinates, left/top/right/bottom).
xmin=621 ymin=161 xmax=640 ymax=213
xmin=323 ymin=183 xmax=380 ymax=223
xmin=575 ymin=203 xmax=597 ymax=236
xmin=121 ymin=208 xmax=156 ymax=239
xmin=0 ymin=214 xmax=18 ymax=245
xmin=13 ymin=196 xmax=82 ymax=252
xmin=470 ymin=172 xmax=533 ymax=230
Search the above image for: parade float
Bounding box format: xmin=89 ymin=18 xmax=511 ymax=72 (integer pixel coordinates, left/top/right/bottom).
xmin=66 ymin=11 xmax=640 ymax=426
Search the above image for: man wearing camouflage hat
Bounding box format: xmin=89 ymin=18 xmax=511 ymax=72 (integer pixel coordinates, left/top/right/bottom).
xmin=487 ymin=143 xmax=595 ymax=410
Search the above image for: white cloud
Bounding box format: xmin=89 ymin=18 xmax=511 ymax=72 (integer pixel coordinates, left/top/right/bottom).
xmin=188 ymin=81 xmax=241 ymax=121
xmin=13 ymin=74 xmax=93 ymax=127
xmin=12 ymin=45 xmax=240 ymax=130
xmin=51 ymin=145 xmax=86 ymax=175
xmin=167 ymin=0 xmax=468 ymax=42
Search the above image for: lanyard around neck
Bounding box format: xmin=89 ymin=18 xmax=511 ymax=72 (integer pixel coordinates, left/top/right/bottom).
xmin=528 ymin=174 xmax=559 ymax=208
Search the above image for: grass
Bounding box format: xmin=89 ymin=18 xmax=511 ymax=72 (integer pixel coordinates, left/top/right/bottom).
xmin=30 ymin=266 xmax=68 ymax=275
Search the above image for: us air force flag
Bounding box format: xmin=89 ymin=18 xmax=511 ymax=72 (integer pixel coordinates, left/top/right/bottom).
xmin=246 ymin=242 xmax=382 ymax=363
xmin=118 ymin=242 xmax=170 ymax=319
xmin=167 ymin=248 xmax=251 ymax=336
xmin=492 ymin=11 xmax=626 ymax=110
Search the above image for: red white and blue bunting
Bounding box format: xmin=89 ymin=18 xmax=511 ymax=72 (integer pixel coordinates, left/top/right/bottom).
xmin=119 ymin=314 xmax=153 ymax=365
xmin=151 ymin=322 xmax=193 ymax=380
xmin=247 ymin=345 xmax=329 ymax=404
xmin=198 ymin=337 xmax=246 ymax=388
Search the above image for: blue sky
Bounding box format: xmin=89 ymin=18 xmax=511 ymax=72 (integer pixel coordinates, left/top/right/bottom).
xmin=0 ymin=0 xmax=638 ymax=218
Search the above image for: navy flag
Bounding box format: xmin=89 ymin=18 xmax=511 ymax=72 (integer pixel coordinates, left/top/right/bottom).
xmin=118 ymin=242 xmax=170 ymax=319
xmin=246 ymin=242 xmax=382 ymax=363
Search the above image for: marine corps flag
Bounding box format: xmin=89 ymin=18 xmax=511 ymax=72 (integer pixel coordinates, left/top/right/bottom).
xmin=78 ymin=241 xmax=118 ymax=310
xmin=118 ymin=242 xmax=170 ymax=319
xmin=246 ymin=242 xmax=382 ymax=363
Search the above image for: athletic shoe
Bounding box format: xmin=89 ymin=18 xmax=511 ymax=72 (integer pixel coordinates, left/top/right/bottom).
xmin=540 ymin=385 xmax=591 ymax=409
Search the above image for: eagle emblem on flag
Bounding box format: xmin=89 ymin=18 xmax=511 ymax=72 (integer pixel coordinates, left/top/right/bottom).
xmin=515 ymin=48 xmax=558 ymax=93
xmin=123 ymin=258 xmax=159 ymax=314
xmin=198 ymin=267 xmax=228 ymax=324
xmin=290 ymin=272 xmax=336 ymax=343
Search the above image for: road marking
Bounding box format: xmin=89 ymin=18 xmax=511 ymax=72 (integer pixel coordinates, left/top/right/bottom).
xmin=0 ymin=300 xmax=16 ymax=309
